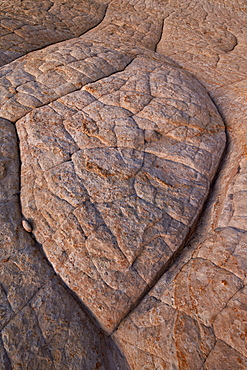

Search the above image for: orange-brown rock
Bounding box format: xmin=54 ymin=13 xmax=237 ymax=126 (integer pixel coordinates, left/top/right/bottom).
xmin=113 ymin=1 xmax=247 ymax=368
xmin=1 ymin=0 xmax=247 ymax=369
xmin=16 ymin=55 xmax=225 ymax=333
xmin=0 ymin=0 xmax=108 ymax=66
xmin=0 ymin=117 xmax=129 ymax=369
xmin=4 ymin=3 xmax=225 ymax=333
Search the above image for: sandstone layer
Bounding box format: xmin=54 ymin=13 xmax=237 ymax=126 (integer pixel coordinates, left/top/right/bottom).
xmin=0 ymin=117 xmax=129 ymax=369
xmin=16 ymin=55 xmax=225 ymax=333
xmin=113 ymin=1 xmax=247 ymax=368
xmin=0 ymin=0 xmax=225 ymax=334
xmin=0 ymin=0 xmax=246 ymax=369
xmin=0 ymin=0 xmax=108 ymax=66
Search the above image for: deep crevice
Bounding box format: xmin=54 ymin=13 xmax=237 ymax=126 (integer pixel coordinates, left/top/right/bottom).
xmin=154 ymin=17 xmax=164 ymax=53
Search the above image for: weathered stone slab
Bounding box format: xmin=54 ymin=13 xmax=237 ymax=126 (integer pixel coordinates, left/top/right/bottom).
xmin=17 ymin=55 xmax=225 ymax=332
xmin=0 ymin=118 xmax=129 ymax=370
xmin=4 ymin=1 xmax=247 ymax=368
xmin=0 ymin=0 xmax=108 ymax=66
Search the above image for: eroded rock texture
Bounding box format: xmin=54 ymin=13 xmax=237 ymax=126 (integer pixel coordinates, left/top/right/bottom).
xmin=0 ymin=0 xmax=108 ymax=66
xmin=0 ymin=0 xmax=246 ymax=369
xmin=0 ymin=118 xmax=129 ymax=369
xmin=16 ymin=56 xmax=225 ymax=333
xmin=113 ymin=1 xmax=247 ymax=369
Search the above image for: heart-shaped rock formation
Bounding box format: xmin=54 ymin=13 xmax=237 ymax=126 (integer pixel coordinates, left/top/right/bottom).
xmin=17 ymin=55 xmax=225 ymax=333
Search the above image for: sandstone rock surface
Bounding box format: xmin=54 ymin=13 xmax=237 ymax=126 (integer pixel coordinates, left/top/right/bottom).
xmin=16 ymin=54 xmax=225 ymax=333
xmin=0 ymin=117 xmax=129 ymax=369
xmin=1 ymin=0 xmax=224 ymax=334
xmin=113 ymin=1 xmax=247 ymax=368
xmin=0 ymin=0 xmax=246 ymax=369
xmin=0 ymin=0 xmax=108 ymax=66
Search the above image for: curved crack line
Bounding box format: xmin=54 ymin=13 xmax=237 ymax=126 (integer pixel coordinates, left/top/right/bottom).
xmin=110 ymin=143 xmax=227 ymax=335
xmin=0 ymin=1 xmax=110 ymax=67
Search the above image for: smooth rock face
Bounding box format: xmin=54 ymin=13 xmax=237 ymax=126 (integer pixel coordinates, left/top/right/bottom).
xmin=1 ymin=0 xmax=247 ymax=369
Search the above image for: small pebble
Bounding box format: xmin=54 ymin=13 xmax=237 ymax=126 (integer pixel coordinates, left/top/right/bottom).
xmin=22 ymin=219 xmax=32 ymax=233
